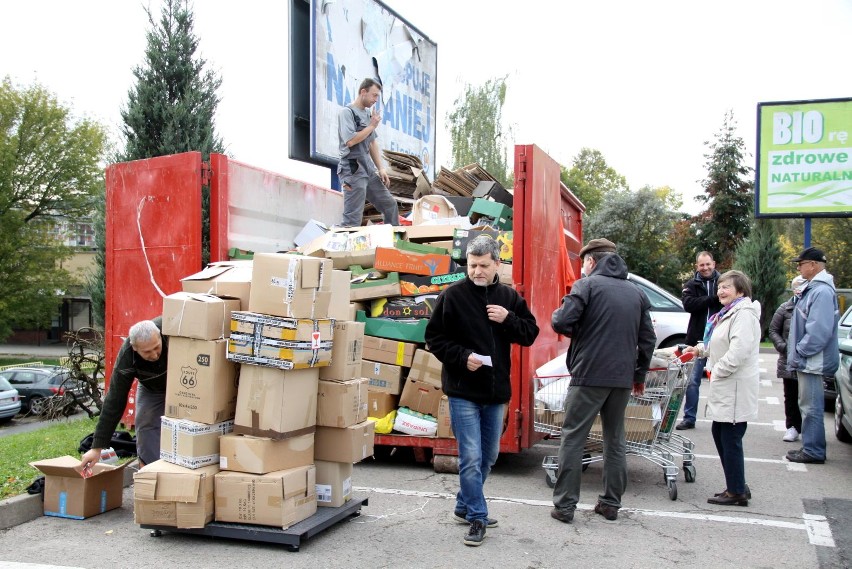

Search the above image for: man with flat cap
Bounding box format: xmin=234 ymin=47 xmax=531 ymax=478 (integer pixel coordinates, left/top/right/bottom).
xmin=549 ymin=238 xmax=656 ymax=524
xmin=786 ymin=246 xmax=839 ymax=464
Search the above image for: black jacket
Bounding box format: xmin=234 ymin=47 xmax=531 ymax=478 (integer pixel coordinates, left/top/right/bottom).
xmin=768 ymin=298 xmax=796 ymax=379
xmin=425 ymin=275 xmax=539 ymax=404
xmin=551 ymin=254 xmax=656 ymax=388
xmin=681 ymin=270 xmax=723 ymax=346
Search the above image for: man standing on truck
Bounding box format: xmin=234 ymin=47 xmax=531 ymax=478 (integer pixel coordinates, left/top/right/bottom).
xmin=337 ymin=78 xmax=399 ymax=227
xmin=426 ymin=235 xmax=539 ymax=547
xmin=550 ymin=238 xmax=655 ymax=524
xmin=676 ymin=251 xmax=722 ymax=430
xmin=79 ymin=318 xmax=169 ymax=470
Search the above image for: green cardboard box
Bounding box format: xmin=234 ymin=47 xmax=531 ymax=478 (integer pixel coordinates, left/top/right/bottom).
xmin=355 ymin=310 xmax=428 ymax=343
xmin=469 ymin=199 xmax=513 ymax=230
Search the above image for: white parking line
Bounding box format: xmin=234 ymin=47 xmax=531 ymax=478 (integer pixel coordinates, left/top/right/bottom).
xmin=762 ymin=396 xmax=780 ymax=405
xmin=803 ymin=513 xmax=835 ymax=546
xmin=693 ymin=453 xmax=808 ymax=472
xmin=761 ymin=379 xmax=773 ymax=387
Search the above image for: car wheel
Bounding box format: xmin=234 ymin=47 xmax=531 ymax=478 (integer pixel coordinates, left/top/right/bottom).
xmin=835 ymin=393 xmax=852 ymax=444
xmin=28 ymin=396 xmax=46 ymax=416
xmin=659 ymin=336 xmax=687 ymax=349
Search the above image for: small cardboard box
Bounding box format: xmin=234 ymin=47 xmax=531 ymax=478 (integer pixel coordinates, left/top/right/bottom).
xmin=249 ymin=252 xmax=332 ymax=319
xmin=591 ymin=403 xmax=656 ymax=442
xmin=356 ymin=310 xmax=428 ymax=343
xmin=328 ymin=269 xmax=352 ymax=321
xmin=301 ymin=225 xmax=396 ymax=269
xmin=294 ymin=218 xmax=330 ymax=247
xmin=165 ymin=337 xmax=238 ymax=424
xmin=399 ymin=270 xmax=465 ymax=296
xmin=317 ymin=378 xmax=368 ymax=428
xmin=472 ymin=180 xmax=513 ymax=208
xmin=30 ymin=456 xmax=128 ymax=519
xmin=215 ymin=465 xmax=317 ymax=529
xmin=234 ymin=366 xmax=319 ymax=440
xmin=370 ymin=296 xmax=436 ymax=320
xmin=162 ymin=292 xmax=241 ymax=340
xmin=181 ymin=261 xmax=253 ymax=311
xmin=469 ymin=198 xmax=513 ymax=230
xmin=319 ymin=321 xmax=365 ymax=381
xmin=367 ymin=391 xmax=399 ymax=418
xmin=133 ymin=461 xmax=218 ymax=529
xmin=314 ymin=421 xmax=375 ymax=463
xmin=436 ymin=396 xmax=454 ymax=438
xmin=451 ymin=228 xmax=513 ymax=264
xmin=219 ymin=433 xmax=314 ymax=474
xmin=393 ymin=407 xmax=438 ymax=436
xmin=160 ymin=417 xmax=234 ymax=469
xmin=350 ymin=269 xmax=402 ymax=302
xmin=361 ymin=360 xmax=404 ymax=394
xmin=227 ymin=311 xmax=333 ymax=370
xmin=399 ymin=377 xmax=443 ymax=417
xmin=406 ymin=349 xmax=444 ymax=389
xmin=497 ymin=263 xmax=513 ymax=285
xmin=403 ymin=224 xmax=462 ymax=243
xmin=314 ymin=460 xmax=353 ymax=508
xmin=374 ymin=247 xmax=452 ymax=277
xmin=361 ymin=335 xmax=417 ymax=367
xmin=412 ymin=195 xmax=458 ymax=225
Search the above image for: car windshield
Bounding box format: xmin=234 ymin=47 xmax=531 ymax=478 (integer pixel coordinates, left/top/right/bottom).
xmin=841 ymin=307 xmax=852 ymax=328
xmin=0 ymin=377 xmax=13 ymax=391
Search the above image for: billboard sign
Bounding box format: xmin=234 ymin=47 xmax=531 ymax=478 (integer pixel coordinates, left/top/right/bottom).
xmin=756 ymin=97 xmax=852 ymax=217
xmin=311 ymin=0 xmax=437 ymax=178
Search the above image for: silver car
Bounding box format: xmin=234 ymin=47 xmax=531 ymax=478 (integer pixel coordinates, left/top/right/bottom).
xmin=0 ymin=375 xmax=22 ymax=422
xmin=628 ymin=273 xmax=690 ymax=349
xmin=834 ymin=305 xmax=852 ymax=443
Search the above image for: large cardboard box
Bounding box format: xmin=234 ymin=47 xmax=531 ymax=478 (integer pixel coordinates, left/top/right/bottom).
xmin=227 ymin=311 xmax=333 ymax=370
xmin=469 ymin=198 xmax=513 ymax=230
xmin=356 ymin=310 xmax=428 ymax=343
xmin=361 ymin=360 xmax=404 ymax=394
xmin=314 ymin=421 xmax=375 ymax=463
xmin=234 ymin=367 xmax=319 ymax=440
xmin=374 ymin=247 xmax=452 ymax=277
xmin=30 ymin=456 xmax=128 ymax=519
xmin=399 ymin=377 xmax=443 ymax=417
xmin=367 ymin=391 xmax=399 ymax=418
xmin=320 ymin=321 xmax=365 ymax=381
xmin=133 ymin=461 xmax=218 ymax=529
xmin=160 ymin=417 xmax=234 ymax=469
xmin=249 ymin=252 xmax=332 ymax=319
xmin=314 ymin=460 xmax=353 ymax=508
xmin=215 ymin=465 xmax=317 ymax=529
xmin=328 ymin=269 xmax=352 ymax=321
xmin=162 ymin=292 xmax=241 ymax=340
xmin=219 ymin=433 xmax=314 ymax=474
xmin=591 ymin=404 xmax=656 ymax=442
xmin=181 ymin=261 xmax=253 ymax=310
xmin=317 ymin=378 xmax=368 ymax=428
xmin=399 ymin=270 xmax=465 ymax=296
xmin=436 ymin=396 xmax=454 ymax=438
xmin=165 ymin=337 xmax=238 ymax=424
xmin=361 ymin=335 xmax=417 ymax=367
xmin=406 ymin=349 xmax=443 ymax=389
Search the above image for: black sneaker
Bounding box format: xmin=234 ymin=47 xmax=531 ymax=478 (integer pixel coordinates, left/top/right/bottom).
xmin=463 ymin=519 xmax=486 ymax=546
xmin=453 ymin=510 xmax=498 ymax=527
xmin=675 ymin=420 xmax=695 ymax=430
xmin=550 ymin=507 xmax=574 ymax=524
xmin=594 ymin=501 xmax=619 ymax=521
xmin=786 ymin=449 xmax=825 ymax=464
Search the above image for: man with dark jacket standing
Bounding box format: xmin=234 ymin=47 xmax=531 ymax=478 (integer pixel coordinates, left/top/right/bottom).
xmin=550 ymin=238 xmax=656 ymax=524
xmin=676 ymin=251 xmax=723 ymax=430
xmin=426 ymin=235 xmax=539 ymax=547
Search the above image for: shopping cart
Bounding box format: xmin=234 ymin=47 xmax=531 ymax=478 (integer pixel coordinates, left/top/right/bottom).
xmin=535 ymin=351 xmax=695 ymax=500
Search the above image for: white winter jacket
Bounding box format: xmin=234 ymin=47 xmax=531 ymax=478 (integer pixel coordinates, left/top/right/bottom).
xmin=696 ymin=298 xmax=761 ymax=423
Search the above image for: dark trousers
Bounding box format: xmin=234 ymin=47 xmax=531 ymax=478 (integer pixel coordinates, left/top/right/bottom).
xmin=782 ymin=376 xmax=802 ymax=431
xmin=711 ymin=421 xmax=748 ymax=495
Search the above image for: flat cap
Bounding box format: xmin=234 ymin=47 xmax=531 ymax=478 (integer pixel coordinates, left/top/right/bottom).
xmin=792 ymin=247 xmax=827 ymax=263
xmin=579 ymin=238 xmax=617 ymax=257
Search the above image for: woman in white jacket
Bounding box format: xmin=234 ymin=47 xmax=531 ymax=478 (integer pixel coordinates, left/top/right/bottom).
xmin=685 ymin=270 xmax=760 ymax=507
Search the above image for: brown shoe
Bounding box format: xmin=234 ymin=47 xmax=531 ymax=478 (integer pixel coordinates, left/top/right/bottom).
xmin=714 ymin=484 xmax=751 ymax=500
xmin=594 ymin=501 xmax=618 ymax=521
xmin=707 ymin=491 xmax=748 ymax=506
xmin=550 ymin=507 xmax=574 ymax=524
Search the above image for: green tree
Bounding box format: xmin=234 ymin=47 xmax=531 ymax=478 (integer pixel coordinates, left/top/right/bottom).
xmin=89 ymin=0 xmax=225 ymax=325
xmin=584 ymin=185 xmax=683 ymax=293
xmin=447 ymin=76 xmax=510 ymax=187
xmin=559 ymin=148 xmax=629 ymax=213
xmin=733 ymin=218 xmax=787 ymax=339
xmin=691 ymin=111 xmax=754 ymax=269
xmin=812 ymin=218 xmax=852 ymax=288
xmin=0 ymin=78 xmax=108 ymax=340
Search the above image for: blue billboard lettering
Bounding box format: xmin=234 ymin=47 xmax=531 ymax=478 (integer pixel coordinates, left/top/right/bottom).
xmin=378 ymin=94 xmax=430 ymax=142
xmin=326 ymin=52 xmax=353 ymax=106
xmin=404 ymin=63 xmax=431 ymax=97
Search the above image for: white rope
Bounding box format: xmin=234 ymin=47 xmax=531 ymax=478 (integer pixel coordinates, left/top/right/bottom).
xmin=137 ymin=198 xmax=166 ymax=298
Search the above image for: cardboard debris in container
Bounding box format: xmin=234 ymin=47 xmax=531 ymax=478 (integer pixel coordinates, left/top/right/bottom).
xmin=30 ymin=456 xmax=128 ymax=519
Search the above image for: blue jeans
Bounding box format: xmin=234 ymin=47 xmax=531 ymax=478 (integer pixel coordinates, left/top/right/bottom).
xmin=449 ymin=397 xmax=504 ymax=522
xmin=682 ymin=357 xmax=707 ymax=424
xmin=797 ymin=371 xmax=826 ymax=460
xmin=711 ymin=421 xmax=748 ymax=495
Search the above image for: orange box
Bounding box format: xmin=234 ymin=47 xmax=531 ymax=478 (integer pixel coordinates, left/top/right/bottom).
xmin=373 ymin=248 xmax=452 ymax=277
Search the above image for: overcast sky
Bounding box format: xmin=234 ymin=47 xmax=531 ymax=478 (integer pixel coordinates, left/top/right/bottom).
xmin=4 ymin=0 xmax=852 ymax=214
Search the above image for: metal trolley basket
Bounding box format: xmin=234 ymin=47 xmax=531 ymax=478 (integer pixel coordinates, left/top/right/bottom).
xmin=534 ymin=352 xmax=695 ymax=500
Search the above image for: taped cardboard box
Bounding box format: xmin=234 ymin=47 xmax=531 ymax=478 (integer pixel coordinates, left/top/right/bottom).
xmin=361 ymin=335 xmax=417 ymax=367
xmin=249 ymin=252 xmax=332 ymax=319
xmin=219 ymin=433 xmax=314 ymax=474
xmin=30 ymin=456 xmax=128 ymax=519
xmin=406 ymin=349 xmax=443 ymax=389
xmin=328 ymin=269 xmax=352 ymax=321
xmin=319 ymin=320 xmax=365 ymax=381
xmin=227 ymin=311 xmax=333 ymax=370
xmin=215 ymin=465 xmax=317 ymax=529
xmin=181 ymin=260 xmax=253 ymax=311
xmin=436 ymin=396 xmax=454 ymax=438
xmin=160 ymin=417 xmax=234 ymax=469
xmin=234 ymin=366 xmax=319 ymax=440
xmin=162 ymin=292 xmax=241 ymax=340
xmin=356 ymin=310 xmax=428 ymax=343
xmin=317 ymin=378 xmax=368 ymax=428
xmin=374 ymin=247 xmax=452 ymax=277
xmin=314 ymin=420 xmax=375 ymax=463
xmin=165 ymin=337 xmax=238 ymax=424
xmin=314 ymin=460 xmax=353 ymax=508
xmin=361 ymin=359 xmax=404 ymax=395
xmin=368 ymin=391 xmax=399 ymax=418
xmin=133 ymin=461 xmax=218 ymax=529
xmin=399 ymin=377 xmax=443 ymax=417
xmin=399 ymin=270 xmax=465 ymax=296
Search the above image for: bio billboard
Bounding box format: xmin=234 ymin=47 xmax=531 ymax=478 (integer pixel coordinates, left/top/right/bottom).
xmin=756 ymin=98 xmax=852 ymax=217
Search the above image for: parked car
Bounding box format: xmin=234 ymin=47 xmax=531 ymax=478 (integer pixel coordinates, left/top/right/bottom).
xmin=834 ymin=305 xmax=852 ymax=443
xmin=627 ymin=273 xmax=690 ymax=349
xmin=0 ymin=376 xmax=22 ymax=422
xmin=0 ymin=365 xmax=82 ymax=415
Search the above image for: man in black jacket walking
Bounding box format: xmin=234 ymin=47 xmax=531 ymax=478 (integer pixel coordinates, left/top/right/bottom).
xmin=676 ymin=251 xmax=722 ymax=430
xmin=426 ymin=235 xmax=539 ymax=547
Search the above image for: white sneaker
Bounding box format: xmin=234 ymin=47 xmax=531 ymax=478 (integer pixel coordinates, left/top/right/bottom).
xmin=783 ymin=427 xmax=800 ymax=442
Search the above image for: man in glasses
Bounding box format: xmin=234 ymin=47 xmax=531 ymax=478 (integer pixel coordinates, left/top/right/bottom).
xmin=785 ymin=247 xmax=840 ymax=464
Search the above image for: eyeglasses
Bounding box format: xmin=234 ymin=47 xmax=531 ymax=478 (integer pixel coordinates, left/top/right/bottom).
xmin=796 ymin=260 xmax=815 ymax=267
